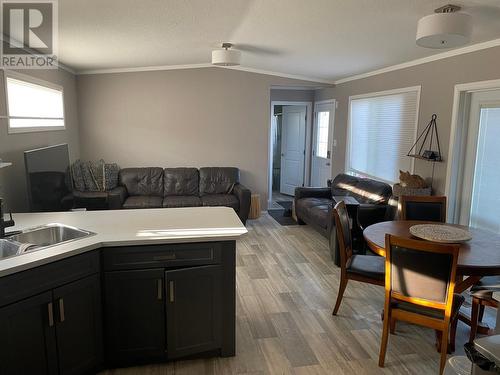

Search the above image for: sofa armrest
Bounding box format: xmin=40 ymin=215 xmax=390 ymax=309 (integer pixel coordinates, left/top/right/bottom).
xmin=233 ymin=184 xmax=251 ymax=225
xmin=294 ymin=187 xmax=331 ymax=200
xmin=107 ymin=186 xmax=128 ymax=209
xmin=357 ymin=204 xmax=388 ymax=230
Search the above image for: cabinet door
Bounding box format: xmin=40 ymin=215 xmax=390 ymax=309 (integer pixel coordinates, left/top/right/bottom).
xmin=166 ymin=265 xmax=222 ymax=359
xmin=0 ymin=291 xmax=58 ymax=375
xmin=53 ymin=274 xmax=103 ymax=375
xmin=104 ymin=269 xmax=166 ymax=364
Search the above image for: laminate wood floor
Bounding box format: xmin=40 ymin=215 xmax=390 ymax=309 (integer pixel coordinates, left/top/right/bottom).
xmin=100 ymin=213 xmax=492 ymax=375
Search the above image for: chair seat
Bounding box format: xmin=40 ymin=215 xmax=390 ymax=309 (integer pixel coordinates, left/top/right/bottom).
xmin=471 ymin=276 xmax=500 ymax=299
xmin=392 ymin=294 xmax=465 ymax=320
xmin=347 ymin=254 xmax=385 ymax=280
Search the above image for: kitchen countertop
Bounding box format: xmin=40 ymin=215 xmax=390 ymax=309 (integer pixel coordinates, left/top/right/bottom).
xmin=0 ymin=206 xmax=247 ymax=277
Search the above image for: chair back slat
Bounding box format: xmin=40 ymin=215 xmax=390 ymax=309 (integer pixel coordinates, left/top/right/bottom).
xmin=385 ymin=235 xmax=459 ymax=309
xmin=333 ymin=201 xmax=353 ymax=267
xmin=400 ymin=195 xmax=447 ymax=222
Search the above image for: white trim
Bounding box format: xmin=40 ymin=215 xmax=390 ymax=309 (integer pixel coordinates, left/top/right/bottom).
xmin=270 ymin=85 xmax=327 ymax=90
xmin=268 ymin=100 xmax=313 ymax=208
xmin=345 ymin=85 xmax=421 ymax=184
xmin=3 ymin=70 xmax=66 ymax=134
xmin=76 ymin=62 xmax=333 ymax=84
xmin=445 ymin=78 xmax=500 ymax=222
xmin=334 ymin=38 xmax=500 ymax=85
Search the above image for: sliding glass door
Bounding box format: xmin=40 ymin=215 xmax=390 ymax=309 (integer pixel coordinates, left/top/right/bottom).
xmin=459 ymin=90 xmax=500 ymax=232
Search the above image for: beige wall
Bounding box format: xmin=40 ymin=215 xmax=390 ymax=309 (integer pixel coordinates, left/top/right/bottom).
xmin=0 ymin=68 xmax=80 ymax=212
xmin=316 ymin=45 xmax=500 ymax=194
xmin=76 ymin=67 xmax=320 ymax=206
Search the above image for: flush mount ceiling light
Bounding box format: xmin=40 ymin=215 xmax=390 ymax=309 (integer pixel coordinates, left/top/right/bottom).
xmin=416 ymin=4 xmax=472 ymax=49
xmin=211 ymin=43 xmax=241 ymax=66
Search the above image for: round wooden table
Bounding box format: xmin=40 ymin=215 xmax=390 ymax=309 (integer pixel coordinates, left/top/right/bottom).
xmin=364 ymin=220 xmax=500 ymax=293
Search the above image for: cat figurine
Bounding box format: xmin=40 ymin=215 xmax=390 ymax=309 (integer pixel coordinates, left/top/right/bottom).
xmin=399 ymin=170 xmax=428 ymax=188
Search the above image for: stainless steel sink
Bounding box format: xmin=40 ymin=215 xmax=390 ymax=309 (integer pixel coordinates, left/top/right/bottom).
xmin=8 ymin=224 xmax=95 ymax=248
xmin=0 ymin=239 xmax=22 ymax=259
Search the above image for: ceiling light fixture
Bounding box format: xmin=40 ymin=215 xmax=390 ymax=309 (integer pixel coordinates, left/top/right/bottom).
xmin=211 ymin=43 xmax=241 ymax=66
xmin=416 ymin=4 xmax=472 ymax=49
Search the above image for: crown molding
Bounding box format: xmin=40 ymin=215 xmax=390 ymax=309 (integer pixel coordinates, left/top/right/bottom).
xmin=76 ymin=62 xmax=333 ymax=84
xmin=333 ymin=38 xmax=500 ymax=85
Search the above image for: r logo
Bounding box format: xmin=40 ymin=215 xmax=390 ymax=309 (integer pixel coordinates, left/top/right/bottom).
xmin=2 ymin=1 xmax=54 ymax=55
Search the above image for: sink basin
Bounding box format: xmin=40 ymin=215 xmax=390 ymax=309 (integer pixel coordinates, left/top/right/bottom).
xmin=0 ymin=239 xmax=22 ymax=259
xmin=7 ymin=223 xmax=95 ymax=249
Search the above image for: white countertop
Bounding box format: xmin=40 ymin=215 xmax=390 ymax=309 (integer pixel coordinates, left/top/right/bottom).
xmin=0 ymin=206 xmax=247 ymax=277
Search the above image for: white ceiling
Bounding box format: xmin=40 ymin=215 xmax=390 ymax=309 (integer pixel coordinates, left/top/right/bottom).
xmin=59 ymin=0 xmax=500 ymax=81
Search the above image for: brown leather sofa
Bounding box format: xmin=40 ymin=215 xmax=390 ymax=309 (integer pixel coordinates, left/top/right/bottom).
xmin=295 ymin=174 xmax=392 ymax=264
xmin=117 ymin=167 xmax=251 ymax=224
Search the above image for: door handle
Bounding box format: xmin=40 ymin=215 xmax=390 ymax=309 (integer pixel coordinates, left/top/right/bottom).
xmin=326 ymin=162 xmax=331 ymax=166
xmin=169 ymin=281 xmax=175 ymax=303
xmin=48 ymin=302 xmax=54 ymax=327
xmin=157 ymin=279 xmax=163 ymax=300
xmin=58 ymin=298 xmax=65 ymax=322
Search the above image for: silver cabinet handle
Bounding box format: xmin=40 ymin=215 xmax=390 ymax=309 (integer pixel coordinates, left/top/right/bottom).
xmin=48 ymin=302 xmax=54 ymax=327
xmin=157 ymin=279 xmax=162 ymax=300
xmin=169 ymin=281 xmax=174 ymax=303
xmin=59 ymin=298 xmax=65 ymax=322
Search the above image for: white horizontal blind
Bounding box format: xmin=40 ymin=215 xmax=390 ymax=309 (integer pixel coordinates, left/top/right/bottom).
xmin=348 ymin=88 xmax=419 ymax=182
xmin=6 ymin=77 xmax=64 ymax=131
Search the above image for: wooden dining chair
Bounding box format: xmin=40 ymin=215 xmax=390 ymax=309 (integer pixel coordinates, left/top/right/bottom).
xmin=378 ymin=235 xmax=464 ymax=375
xmin=400 ymin=195 xmax=447 ymax=222
xmin=332 ymin=201 xmax=385 ymax=315
xmin=469 ymin=276 xmax=500 ymax=343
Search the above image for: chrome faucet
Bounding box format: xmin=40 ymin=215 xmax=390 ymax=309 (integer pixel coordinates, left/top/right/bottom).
xmin=0 ymin=198 xmax=15 ymax=238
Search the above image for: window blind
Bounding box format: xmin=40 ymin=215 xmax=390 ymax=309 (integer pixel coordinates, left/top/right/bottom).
xmin=6 ymin=76 xmax=64 ymax=131
xmin=348 ymin=88 xmax=419 ymax=183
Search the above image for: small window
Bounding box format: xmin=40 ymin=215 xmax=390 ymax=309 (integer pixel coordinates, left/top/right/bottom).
xmin=315 ymin=111 xmax=330 ymax=158
xmin=347 ymin=87 xmax=420 ymax=183
xmin=6 ymin=74 xmax=65 ymax=133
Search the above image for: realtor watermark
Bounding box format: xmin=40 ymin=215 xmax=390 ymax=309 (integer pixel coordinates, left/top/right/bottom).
xmin=1 ymin=0 xmax=58 ymax=69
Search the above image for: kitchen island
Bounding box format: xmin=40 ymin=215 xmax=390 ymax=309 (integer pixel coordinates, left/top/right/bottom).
xmin=0 ymin=207 xmax=247 ymax=375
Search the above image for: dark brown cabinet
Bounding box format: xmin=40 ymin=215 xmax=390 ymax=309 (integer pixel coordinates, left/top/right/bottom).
xmin=0 ymin=274 xmax=102 ymax=375
xmin=104 ymin=268 xmax=166 ymax=364
xmin=166 ymin=265 xmax=222 ymax=359
xmin=0 ymin=291 xmax=58 ymax=375
xmin=53 ymin=274 xmax=103 ymax=375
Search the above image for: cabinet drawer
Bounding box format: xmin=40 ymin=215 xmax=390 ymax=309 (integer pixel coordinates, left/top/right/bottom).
xmin=0 ymin=251 xmax=100 ymax=307
xmin=102 ymin=242 xmax=221 ymax=271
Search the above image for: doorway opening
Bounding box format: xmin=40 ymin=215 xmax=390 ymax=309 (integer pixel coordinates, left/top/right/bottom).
xmin=446 ymin=79 xmax=500 ymax=232
xmin=268 ymin=101 xmax=312 ymax=212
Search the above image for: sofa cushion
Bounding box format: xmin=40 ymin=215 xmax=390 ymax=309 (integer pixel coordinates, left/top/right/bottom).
xmin=296 ymin=197 xmax=332 ymax=211
xmin=119 ymin=167 xmax=164 ymax=197
xmin=123 ymin=196 xmax=162 ymax=209
xmin=164 ymin=168 xmax=199 ymax=196
xmin=162 ymin=196 xmax=202 ymax=208
xmin=199 ymin=167 xmax=239 ymax=196
xmin=331 ymin=173 xmax=392 ymax=205
xmin=201 ymin=194 xmax=240 ymax=210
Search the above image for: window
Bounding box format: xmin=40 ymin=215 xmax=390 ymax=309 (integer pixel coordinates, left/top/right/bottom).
xmin=347 ymin=87 xmax=420 ymax=183
xmin=315 ymin=111 xmax=330 ymax=158
xmin=6 ymin=74 xmax=65 ymax=133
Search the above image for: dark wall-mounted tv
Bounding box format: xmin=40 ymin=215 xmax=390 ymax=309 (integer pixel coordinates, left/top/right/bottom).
xmin=24 ymin=143 xmax=71 ymax=212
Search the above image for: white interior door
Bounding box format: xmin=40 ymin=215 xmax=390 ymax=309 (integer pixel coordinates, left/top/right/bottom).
xmin=458 ymin=89 xmax=500 ymax=232
xmin=280 ymin=105 xmax=306 ymax=196
xmin=311 ymin=101 xmax=335 ymax=187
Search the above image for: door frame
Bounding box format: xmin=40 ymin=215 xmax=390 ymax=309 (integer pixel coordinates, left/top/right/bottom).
xmin=269 ymin=101 xmax=312 ymax=209
xmin=311 ymin=99 xmax=336 ymax=187
xmin=445 ymin=78 xmax=500 ymax=223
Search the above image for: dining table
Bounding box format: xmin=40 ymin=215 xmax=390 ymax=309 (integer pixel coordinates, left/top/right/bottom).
xmin=364 ymin=220 xmax=500 ymax=335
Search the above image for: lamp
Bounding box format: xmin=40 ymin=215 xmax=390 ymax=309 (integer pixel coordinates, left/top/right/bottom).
xmin=211 ymin=43 xmax=241 ymax=66
xmin=416 ymin=4 xmax=472 ymax=49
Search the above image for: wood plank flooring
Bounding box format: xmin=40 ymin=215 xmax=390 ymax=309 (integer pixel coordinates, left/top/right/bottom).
xmin=100 ymin=213 xmax=493 ymax=375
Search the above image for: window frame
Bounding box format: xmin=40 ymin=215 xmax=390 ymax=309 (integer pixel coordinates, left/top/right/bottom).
xmin=345 ymin=86 xmax=421 ymax=184
xmin=4 ymin=70 xmax=66 ymax=134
